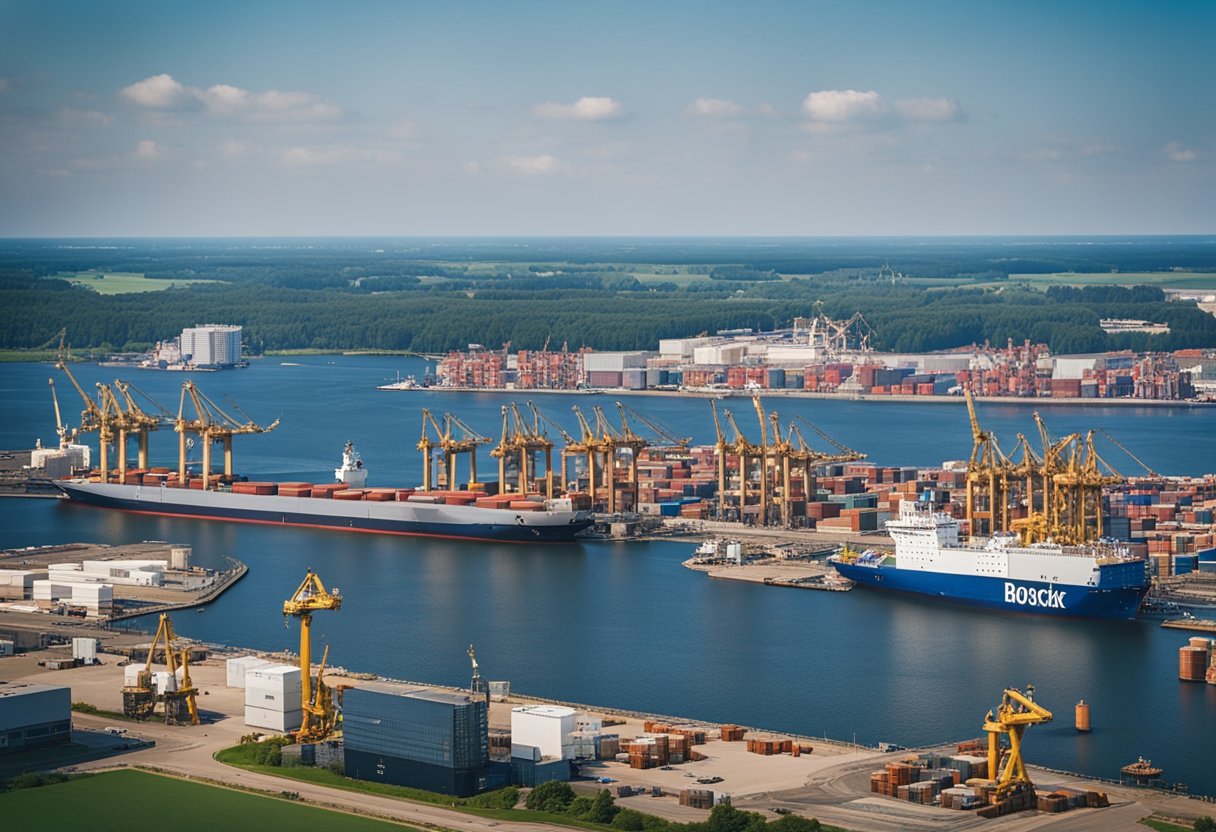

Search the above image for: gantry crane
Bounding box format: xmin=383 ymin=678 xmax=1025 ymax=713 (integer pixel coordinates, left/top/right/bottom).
xmin=176 ymin=381 xmax=279 ymax=488
xmin=442 ymin=412 xmax=492 ymax=490
xmin=418 ymin=408 xmax=443 ymax=490
xmin=113 ymin=379 xmax=171 ymax=470
xmin=571 ymin=405 xmax=608 ymax=505
xmin=746 ymin=397 xmax=771 ymax=526
xmin=283 ymin=570 xmax=342 ymax=742
xmin=121 ymin=612 xmax=199 ymax=725
xmin=528 ymin=401 xmax=595 ymax=497
xmin=1052 ymin=431 xmax=1122 ymax=544
xmin=982 ymin=685 xmax=1052 ymax=803
xmin=490 ymin=404 xmax=555 ymax=497
xmin=468 ymin=643 xmax=487 ymax=702
xmin=711 ymin=401 xmax=729 ymax=514
xmin=594 ymin=405 xmax=646 ymax=513
xmin=720 ymin=407 xmax=763 ymax=524
xmin=963 ymin=389 xmax=1011 ymax=537
xmin=616 ymin=402 xmax=690 ymax=450
xmin=56 ymin=358 xmax=114 ymax=478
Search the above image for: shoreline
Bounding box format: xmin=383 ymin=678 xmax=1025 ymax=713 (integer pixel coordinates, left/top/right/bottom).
xmin=379 ymin=384 xmax=1212 ymax=408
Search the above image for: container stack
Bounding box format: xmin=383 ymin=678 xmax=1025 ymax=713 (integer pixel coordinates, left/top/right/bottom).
xmin=244 ymin=664 xmax=303 ymax=732
xmin=678 ymin=789 xmax=715 ymax=809
xmin=719 ymin=724 xmax=746 ymax=741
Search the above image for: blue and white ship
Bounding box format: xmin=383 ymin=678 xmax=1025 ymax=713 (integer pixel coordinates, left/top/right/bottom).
xmin=829 ymin=499 xmax=1149 ymax=620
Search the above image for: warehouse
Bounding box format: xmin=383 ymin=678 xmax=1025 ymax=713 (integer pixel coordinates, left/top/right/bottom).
xmin=343 ymin=683 xmax=498 ymax=797
xmin=0 ymin=681 xmax=71 ymax=755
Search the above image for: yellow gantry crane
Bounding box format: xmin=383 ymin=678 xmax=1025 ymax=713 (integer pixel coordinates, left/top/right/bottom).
xmin=47 ymin=377 xmax=79 ymax=449
xmin=113 ymin=379 xmax=171 ymax=470
xmin=571 ymin=405 xmax=608 ymax=505
xmin=176 ymin=380 xmax=279 ymax=488
xmin=963 ymin=389 xmax=1011 ymax=537
xmin=982 ymin=685 xmax=1052 ymax=802
xmin=56 ymin=358 xmax=114 ymax=477
xmin=528 ymin=401 xmax=589 ymax=497
xmin=418 ymin=408 xmax=443 ymax=490
xmin=121 ymin=612 xmax=199 ymax=725
xmin=490 ymin=403 xmax=555 ymax=498
xmin=283 ymin=570 xmax=342 ymax=742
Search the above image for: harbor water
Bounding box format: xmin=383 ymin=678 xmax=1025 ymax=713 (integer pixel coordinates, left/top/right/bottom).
xmin=2 ymin=357 xmax=1214 ymax=795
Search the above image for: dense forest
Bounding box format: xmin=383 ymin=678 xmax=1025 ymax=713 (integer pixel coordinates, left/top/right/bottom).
xmin=1 ymin=238 xmax=1214 ymax=356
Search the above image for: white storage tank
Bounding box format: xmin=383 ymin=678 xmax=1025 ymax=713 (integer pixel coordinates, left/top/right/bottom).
xmin=124 ymin=664 xmax=146 ymax=687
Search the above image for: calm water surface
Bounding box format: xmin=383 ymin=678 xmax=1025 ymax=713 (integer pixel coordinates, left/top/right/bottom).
xmin=1 ymin=358 xmax=1213 ymax=794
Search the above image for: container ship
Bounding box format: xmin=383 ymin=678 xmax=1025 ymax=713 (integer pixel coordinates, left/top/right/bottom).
xmin=829 ymin=500 xmax=1150 ymax=619
xmin=54 ymin=443 xmax=594 ymax=543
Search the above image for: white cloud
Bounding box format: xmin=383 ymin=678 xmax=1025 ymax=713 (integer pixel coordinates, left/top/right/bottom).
xmin=802 ymin=89 xmax=887 ymax=122
xmin=134 ymin=139 xmax=165 ymax=160
xmin=686 ymin=97 xmax=743 ymax=118
xmin=754 ymin=103 xmax=778 ymax=118
xmin=281 ymin=145 xmax=399 ymax=166
xmin=121 ymin=74 xmax=188 ymax=108
xmin=218 ymin=140 xmax=250 ymax=158
xmin=892 ymin=96 xmax=962 ymax=122
xmin=1164 ymin=141 xmax=1197 ymax=162
xmin=504 ymin=154 xmax=560 ymax=175
xmin=533 ymin=96 xmax=623 ymax=121
xmin=58 ymin=107 xmax=116 ymax=127
xmin=119 ymin=73 xmax=343 ymax=122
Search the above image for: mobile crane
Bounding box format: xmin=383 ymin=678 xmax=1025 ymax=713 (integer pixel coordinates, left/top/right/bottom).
xmin=283 ymin=570 xmax=342 ymax=741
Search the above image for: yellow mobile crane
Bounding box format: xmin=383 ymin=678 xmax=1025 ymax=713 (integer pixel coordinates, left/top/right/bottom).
xmin=55 ymin=358 xmax=114 ymax=478
xmin=982 ymin=685 xmax=1052 ymax=804
xmin=283 ymin=570 xmax=342 ymax=742
xmin=121 ymin=613 xmax=199 ymax=725
xmin=47 ymin=378 xmax=78 ymax=449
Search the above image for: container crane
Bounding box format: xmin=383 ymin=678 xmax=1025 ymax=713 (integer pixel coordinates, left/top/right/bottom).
xmin=417 ymin=408 xmax=443 ymax=490
xmin=750 ymin=396 xmax=771 ymax=526
xmin=490 ymin=403 xmax=555 ymax=497
xmin=176 ymin=381 xmax=279 ymax=488
xmin=571 ymin=405 xmax=608 ymax=506
xmin=121 ymin=612 xmax=199 ymax=725
xmin=283 ymin=570 xmax=342 ymax=742
xmin=615 ymin=402 xmax=690 ymax=449
xmin=593 ymin=405 xmax=640 ymax=513
xmin=722 ymin=408 xmax=762 ymax=524
xmin=56 ymin=358 xmax=114 ymax=478
xmin=982 ymin=684 xmax=1052 ymax=804
xmin=528 ymin=401 xmax=585 ymax=496
xmin=710 ymin=401 xmax=729 ymax=516
xmin=113 ymin=379 xmax=171 ymax=470
xmin=963 ymin=389 xmax=1011 ymax=537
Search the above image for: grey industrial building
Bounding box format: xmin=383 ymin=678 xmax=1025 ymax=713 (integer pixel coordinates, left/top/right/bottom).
xmin=0 ymin=682 xmax=71 ymax=755
xmin=343 ymin=684 xmax=503 ymax=797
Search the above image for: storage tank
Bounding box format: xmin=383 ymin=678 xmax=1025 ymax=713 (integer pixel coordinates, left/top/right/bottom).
xmin=170 ymin=547 xmax=191 ymax=570
xmin=1074 ymin=700 xmax=1091 ymax=732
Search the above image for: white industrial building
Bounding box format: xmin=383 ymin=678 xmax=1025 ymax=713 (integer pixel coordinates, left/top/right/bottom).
xmin=659 ymin=337 xmax=714 ymax=360
xmin=181 ymin=324 xmax=243 ymax=368
xmin=32 ymin=580 xmax=112 ymax=616
xmin=47 ymin=560 xmax=165 ymax=587
xmin=30 ymin=440 xmax=90 ymax=476
xmin=511 ymin=705 xmax=580 ymax=760
xmin=693 ymin=343 xmax=747 ymax=366
xmin=0 ymin=569 xmax=47 ymax=600
xmin=244 ymin=664 xmax=303 ymax=732
xmin=226 ymin=655 xmax=272 ymax=688
xmin=583 ymin=351 xmax=652 ymax=372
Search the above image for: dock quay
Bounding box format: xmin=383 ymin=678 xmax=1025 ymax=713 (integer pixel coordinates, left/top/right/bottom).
xmin=3 ymin=639 xmax=1212 ymax=831
xmin=0 ymin=540 xmax=247 ymax=625
xmin=1162 ymin=618 xmax=1216 ymax=633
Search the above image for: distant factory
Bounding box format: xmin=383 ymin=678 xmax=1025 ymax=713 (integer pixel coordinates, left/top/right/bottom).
xmin=424 ymin=315 xmax=1205 ymax=401
xmin=144 ymin=324 xmax=245 ymax=370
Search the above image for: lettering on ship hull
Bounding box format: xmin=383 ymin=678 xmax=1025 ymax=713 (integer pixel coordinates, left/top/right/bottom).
xmin=1004 ymin=582 xmax=1066 ymax=610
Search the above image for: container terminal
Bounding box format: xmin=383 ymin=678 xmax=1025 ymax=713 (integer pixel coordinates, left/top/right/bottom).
xmin=2 ymin=597 xmax=1214 ymax=831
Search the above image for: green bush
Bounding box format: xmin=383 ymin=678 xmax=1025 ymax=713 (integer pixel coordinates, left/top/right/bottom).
xmin=1195 ymin=817 xmax=1215 ymax=832
xmin=525 ymin=780 xmax=576 ymax=813
xmin=612 ymin=809 xmax=647 ymax=832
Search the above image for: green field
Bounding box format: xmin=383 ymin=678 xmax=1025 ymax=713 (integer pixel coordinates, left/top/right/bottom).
xmin=0 ymin=769 xmax=412 ymax=831
xmin=50 ymin=271 xmax=221 ymax=294
xmin=1005 ymin=271 xmax=1216 ymax=291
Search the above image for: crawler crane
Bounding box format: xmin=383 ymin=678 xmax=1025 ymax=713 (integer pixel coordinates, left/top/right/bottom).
xmin=283 ymin=570 xmax=342 ymax=741
xmin=121 ymin=613 xmax=199 ymax=725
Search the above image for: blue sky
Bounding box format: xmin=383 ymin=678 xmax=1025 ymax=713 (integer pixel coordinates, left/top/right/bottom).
xmin=0 ymin=1 xmax=1211 ymax=236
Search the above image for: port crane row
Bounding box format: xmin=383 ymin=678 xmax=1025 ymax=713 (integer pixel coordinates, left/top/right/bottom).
xmin=53 ymin=348 xmax=1149 ymax=539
